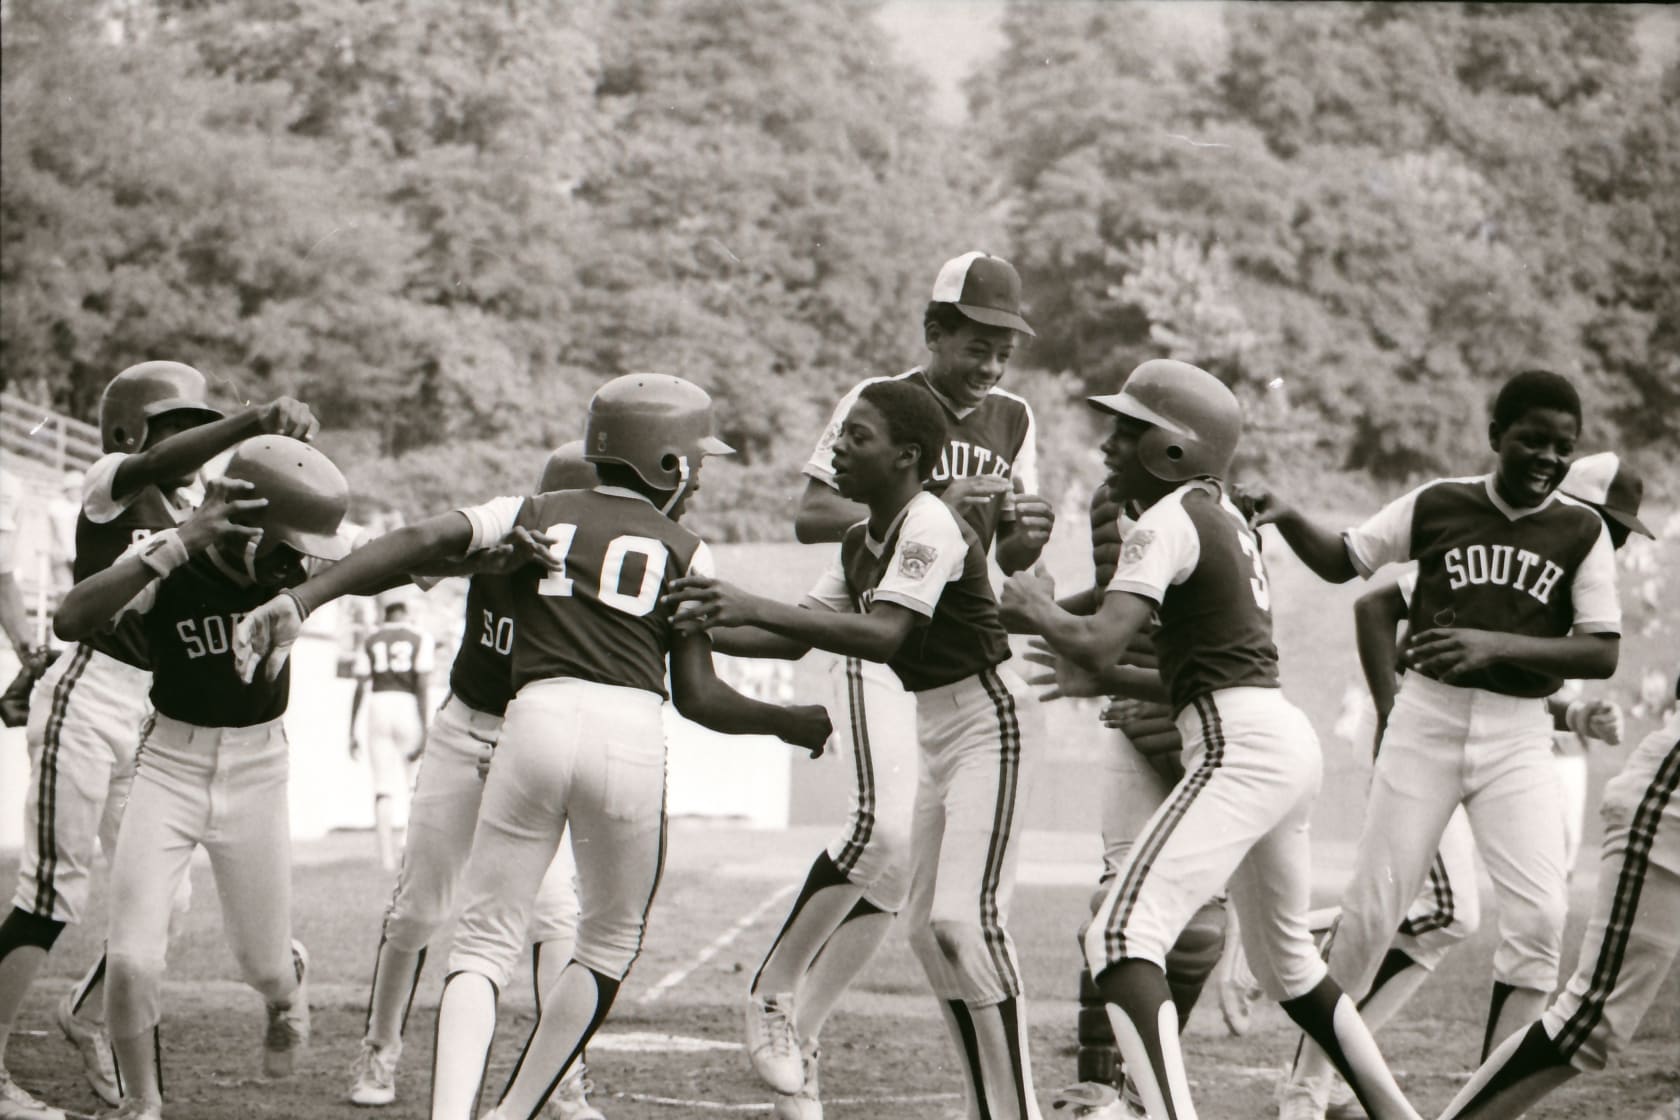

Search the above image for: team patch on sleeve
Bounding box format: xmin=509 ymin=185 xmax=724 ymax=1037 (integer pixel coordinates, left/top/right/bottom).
xmin=898 ymin=541 xmax=939 ymax=580
xmin=1120 ymin=529 xmax=1154 ymax=565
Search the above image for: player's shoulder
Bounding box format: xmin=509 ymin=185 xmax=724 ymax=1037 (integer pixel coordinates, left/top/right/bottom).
xmin=981 ymin=383 xmax=1035 ymax=420
xmin=1546 ymin=491 xmax=1612 ymax=539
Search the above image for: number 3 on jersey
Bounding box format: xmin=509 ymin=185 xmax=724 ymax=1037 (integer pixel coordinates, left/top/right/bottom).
xmin=1236 ymin=527 xmax=1271 ymax=612
xmin=536 ymin=522 xmax=668 ymax=617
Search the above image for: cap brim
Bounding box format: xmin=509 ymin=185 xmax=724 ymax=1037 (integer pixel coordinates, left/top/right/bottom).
xmin=283 ymin=529 xmax=352 ymax=561
xmin=143 ymin=400 xmax=224 ymax=424
xmin=700 ymin=435 xmax=735 ymax=456
xmin=955 ymin=303 xmax=1036 ymax=337
xmin=1086 ymin=391 xmax=1193 ymax=437
xmin=1602 ymin=506 xmax=1655 ymax=539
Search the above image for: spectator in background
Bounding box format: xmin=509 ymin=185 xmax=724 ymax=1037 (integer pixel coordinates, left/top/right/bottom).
xmin=47 ymin=470 xmax=83 ymax=590
xmin=351 ymin=596 xmax=434 ymax=871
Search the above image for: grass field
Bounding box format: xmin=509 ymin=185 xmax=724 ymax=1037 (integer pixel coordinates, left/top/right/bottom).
xmin=6 ymin=820 xmax=1678 ymax=1120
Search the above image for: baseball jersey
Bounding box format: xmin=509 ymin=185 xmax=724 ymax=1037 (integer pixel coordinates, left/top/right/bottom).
xmin=1106 ymin=481 xmax=1280 ymax=715
xmin=806 ymin=491 xmax=1010 ymax=693
xmin=355 ymin=622 xmax=434 ymax=693
xmin=448 ymin=573 xmax=519 ymax=717
xmin=73 ymin=452 xmax=202 ymax=669
xmin=804 ymin=367 xmax=1037 ymax=545
xmin=1343 ymin=475 xmax=1620 ymax=697
xmin=457 ymin=486 xmax=713 ymax=698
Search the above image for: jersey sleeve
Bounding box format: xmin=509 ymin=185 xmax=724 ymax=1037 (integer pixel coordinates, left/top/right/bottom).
xmin=81 ymin=452 xmax=139 ymax=525
xmin=457 ymin=495 xmax=527 ymax=552
xmin=686 ymin=540 xmax=715 ymax=579
xmin=870 ymin=499 xmax=967 ymax=618
xmin=1343 ymin=484 xmax=1427 ymax=578
xmin=801 ymin=380 xmax=872 ymax=488
xmin=1105 ymin=496 xmax=1201 ymax=604
xmin=1569 ymin=520 xmax=1621 ymax=635
xmin=804 ymin=548 xmax=853 ymax=613
xmin=1012 ymin=403 xmax=1039 ymax=493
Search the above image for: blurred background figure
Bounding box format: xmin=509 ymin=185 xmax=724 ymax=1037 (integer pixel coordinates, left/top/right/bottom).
xmin=351 ymin=592 xmax=434 ymax=871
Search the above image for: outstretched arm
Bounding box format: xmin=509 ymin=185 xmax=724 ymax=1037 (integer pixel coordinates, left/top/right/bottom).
xmin=110 ymin=397 xmax=317 ymax=502
xmin=668 ymin=634 xmax=832 ymax=755
xmin=1002 ymin=567 xmax=1156 ymax=675
xmin=665 ymin=575 xmax=917 ymax=665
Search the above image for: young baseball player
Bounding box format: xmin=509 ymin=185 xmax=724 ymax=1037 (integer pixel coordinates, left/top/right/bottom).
xmin=351 ymin=597 xmax=435 ymax=870
xmin=735 ymin=252 xmax=1053 ymax=1118
xmin=1002 ymin=360 xmax=1420 ymax=1120
xmin=51 ymin=435 xmax=350 ymax=1120
xmin=0 ymin=362 xmax=315 ymax=1120
xmin=1435 ymin=669 xmax=1678 ymax=1119
xmin=668 ymin=377 xmax=1047 ymax=1120
xmin=347 ymin=443 xmax=604 ymax=1119
xmin=1254 ymin=369 xmax=1621 ymax=1119
xmin=232 ymin=374 xmax=832 ymax=1120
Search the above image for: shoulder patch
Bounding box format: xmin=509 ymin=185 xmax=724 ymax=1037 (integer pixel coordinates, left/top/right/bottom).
xmin=898 ymin=540 xmax=939 ymax=580
xmin=1120 ymin=529 xmax=1154 ymax=566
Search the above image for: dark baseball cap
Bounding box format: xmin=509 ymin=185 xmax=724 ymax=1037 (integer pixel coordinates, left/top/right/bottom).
xmin=930 ymin=252 xmax=1035 ymax=336
xmin=1559 ymin=452 xmax=1653 ymax=539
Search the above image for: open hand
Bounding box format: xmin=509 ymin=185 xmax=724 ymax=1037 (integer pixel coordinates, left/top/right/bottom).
xmin=999 ymin=566 xmax=1056 ymax=631
xmin=1404 ymin=627 xmax=1508 ymax=683
xmin=233 ymin=593 xmax=306 ymax=683
xmin=180 ymin=477 xmax=267 ymax=554
xmin=256 ymin=396 xmax=320 ymax=441
xmin=1010 ymin=491 xmax=1056 ymax=550
xmin=1022 ymin=636 xmax=1107 ymax=700
xmin=663 ymin=574 xmax=755 ymax=633
xmin=937 ymin=474 xmax=1012 ymax=513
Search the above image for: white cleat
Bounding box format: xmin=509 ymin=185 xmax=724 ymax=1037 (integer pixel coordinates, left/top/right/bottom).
xmin=1216 ymin=936 xmax=1264 ymax=1037
xmin=348 ymin=1038 xmax=401 ymax=1106
xmin=744 ymin=992 xmax=804 ymax=1095
xmin=1325 ymin=1075 xmax=1364 ymax=1119
xmin=262 ymin=941 xmax=311 ymax=1078
xmin=1276 ymin=1073 xmax=1331 ymax=1120
xmin=101 ymin=1099 xmax=163 ymax=1120
xmin=56 ymin=990 xmax=120 ymax=1107
xmin=542 ymin=1062 xmax=606 ymax=1120
xmin=772 ymin=1041 xmax=821 ymax=1120
xmin=1050 ymin=1081 xmax=1129 ymax=1119
xmin=0 ymin=1071 xmax=66 ymax=1120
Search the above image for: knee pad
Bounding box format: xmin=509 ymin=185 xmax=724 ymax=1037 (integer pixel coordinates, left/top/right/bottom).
xmin=0 ymin=908 xmax=66 ymax=958
xmin=1165 ymin=899 xmax=1228 ymax=988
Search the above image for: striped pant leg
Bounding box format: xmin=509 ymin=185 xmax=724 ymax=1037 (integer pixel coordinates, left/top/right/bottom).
xmin=824 ymin=656 xmax=919 ymax=912
xmin=1394 ymin=805 xmax=1481 ymax=970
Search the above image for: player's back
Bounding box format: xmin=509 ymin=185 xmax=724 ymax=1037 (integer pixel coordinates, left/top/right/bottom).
xmin=361 ymin=623 xmax=431 ymax=693
xmin=507 ymin=487 xmax=710 ymax=698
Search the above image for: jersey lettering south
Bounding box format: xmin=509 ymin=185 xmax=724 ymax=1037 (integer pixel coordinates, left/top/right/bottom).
xmin=136 ymin=554 xmax=291 ymax=727
xmin=1106 ymin=483 xmax=1279 ymax=714
xmin=73 ymin=452 xmax=197 ymax=669
xmin=805 ymin=368 xmax=1036 ymax=546
xmin=460 ymin=488 xmax=711 ymax=698
xmin=1344 ymin=476 xmax=1620 ymax=697
xmin=807 ymin=492 xmax=1010 ymax=692
xmin=357 ymin=624 xmax=433 ymax=694
xmin=448 ymin=573 xmax=518 ymax=717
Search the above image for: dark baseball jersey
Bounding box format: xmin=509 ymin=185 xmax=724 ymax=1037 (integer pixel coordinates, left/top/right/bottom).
xmin=1106 ymin=481 xmax=1280 ymax=715
xmin=355 ymin=622 xmax=434 ymax=693
xmin=1343 ymin=475 xmax=1620 ymax=697
xmin=448 ymin=573 xmax=518 ymax=717
xmin=804 ymin=367 xmax=1038 ymax=546
xmin=806 ymin=491 xmax=1010 ymax=693
xmin=115 ymin=551 xmax=293 ymax=727
xmin=458 ymin=486 xmax=714 ymax=698
xmin=74 ymin=452 xmax=201 ymax=669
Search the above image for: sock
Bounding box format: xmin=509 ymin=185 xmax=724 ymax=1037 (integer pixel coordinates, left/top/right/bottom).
xmin=111 ymin=1024 xmax=163 ymax=1105
xmin=496 ymin=963 xmax=620 ymax=1120
xmin=969 ymin=997 xmax=1039 ymax=1120
xmin=1094 ymin=959 xmax=1193 ymax=1120
xmin=1437 ymin=1020 xmax=1576 ymax=1120
xmin=751 ymin=852 xmax=864 ymax=999
xmin=364 ymin=936 xmax=427 ymax=1048
xmin=375 ymin=796 xmax=399 ymax=871
xmin=1356 ymin=948 xmax=1430 ymax=1034
xmin=939 ymin=998 xmax=993 ymax=1120
xmin=1483 ymin=982 xmax=1545 ymax=1062
xmin=430 ymin=971 xmax=498 ymax=1120
xmin=793 ymin=898 xmax=893 ymax=1040
xmin=1280 ymin=975 xmax=1418 ymax=1120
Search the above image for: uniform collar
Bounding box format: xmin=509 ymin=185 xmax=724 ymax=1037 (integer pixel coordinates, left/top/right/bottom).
xmin=911 ymin=367 xmax=979 ymax=421
xmin=863 ymin=494 xmax=920 ymax=556
xmin=593 ymin=484 xmax=658 ymax=509
xmin=1482 ymin=474 xmax=1558 ymax=522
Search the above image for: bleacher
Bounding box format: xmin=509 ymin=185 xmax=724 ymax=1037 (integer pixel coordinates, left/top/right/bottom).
xmin=1 ymin=392 xmax=101 ymax=645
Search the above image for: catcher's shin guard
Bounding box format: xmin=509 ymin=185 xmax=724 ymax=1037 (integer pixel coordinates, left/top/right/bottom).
xmin=1077 ymin=964 xmax=1122 ymax=1086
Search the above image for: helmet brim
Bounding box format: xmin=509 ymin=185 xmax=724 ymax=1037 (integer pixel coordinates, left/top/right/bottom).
xmin=278 ymin=528 xmax=352 ymax=562
xmin=699 ymin=435 xmax=735 ymax=456
xmin=956 ymin=303 xmax=1036 ymax=337
xmin=1086 ymin=391 xmax=1193 ymax=437
xmin=143 ymin=400 xmax=225 ymax=425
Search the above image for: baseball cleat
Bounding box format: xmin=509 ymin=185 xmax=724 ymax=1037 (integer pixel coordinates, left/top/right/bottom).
xmin=1215 ymin=936 xmax=1263 ymax=1037
xmin=542 ymin=1062 xmax=605 ymax=1120
xmin=101 ymin=1100 xmax=163 ymax=1120
xmin=348 ymin=1038 xmax=401 ymax=1106
xmin=56 ymin=989 xmax=120 ymax=1106
xmin=1050 ymin=1081 xmax=1130 ymax=1118
xmin=1276 ymin=1073 xmax=1330 ymax=1120
xmin=262 ymin=941 xmax=311 ymax=1078
xmin=744 ymin=992 xmax=804 ymax=1094
xmin=1324 ymin=1075 xmax=1364 ymax=1119
xmin=771 ymin=1040 xmax=821 ymax=1120
xmin=0 ymin=1071 xmax=66 ymax=1120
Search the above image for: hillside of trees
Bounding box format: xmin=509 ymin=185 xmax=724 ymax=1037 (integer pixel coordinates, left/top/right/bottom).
xmin=4 ymin=1 xmax=1675 ymax=537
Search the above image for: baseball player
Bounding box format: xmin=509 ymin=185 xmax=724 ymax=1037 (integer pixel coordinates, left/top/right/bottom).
xmin=669 ymin=377 xmax=1047 ymax=1120
xmin=1002 ymin=360 xmax=1420 ymax=1120
xmin=731 ymin=252 xmax=1051 ymax=1118
xmin=231 ymin=374 xmax=831 ymax=1120
xmin=0 ymin=362 xmax=315 ymax=1120
xmin=347 ymin=443 xmax=604 ymax=1119
xmin=1434 ymin=670 xmax=1678 ymax=1119
xmin=1254 ymin=369 xmax=1621 ymax=1119
xmin=351 ymin=597 xmax=435 ymax=870
xmin=51 ymin=435 xmax=350 ymax=1120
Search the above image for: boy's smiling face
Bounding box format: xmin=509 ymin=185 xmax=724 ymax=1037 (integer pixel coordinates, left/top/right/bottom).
xmin=1490 ymin=407 xmax=1578 ymax=509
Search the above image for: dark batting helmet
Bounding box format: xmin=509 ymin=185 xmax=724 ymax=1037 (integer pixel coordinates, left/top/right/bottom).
xmin=1088 ymin=360 xmax=1242 ymax=482
xmin=538 ymin=438 xmax=599 ymax=493
xmin=99 ymin=361 xmax=225 ymax=453
xmin=584 ymin=374 xmax=733 ymax=507
xmin=221 ymin=436 xmax=351 ymax=560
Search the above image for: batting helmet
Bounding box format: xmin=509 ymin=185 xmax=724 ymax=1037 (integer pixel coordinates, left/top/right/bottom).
xmin=99 ymin=361 xmax=225 ymax=454
xmin=1088 ymin=360 xmax=1241 ymax=482
xmin=538 ymin=438 xmax=599 ymax=493
xmin=584 ymin=374 xmax=733 ymax=495
xmin=221 ymin=436 xmax=351 ymax=560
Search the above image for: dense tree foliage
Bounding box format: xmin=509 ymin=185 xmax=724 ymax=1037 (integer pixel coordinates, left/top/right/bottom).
xmin=3 ymin=1 xmax=1674 ymax=532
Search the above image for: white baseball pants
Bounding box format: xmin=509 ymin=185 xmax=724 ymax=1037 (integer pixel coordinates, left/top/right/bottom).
xmin=824 ymin=655 xmax=919 ymax=912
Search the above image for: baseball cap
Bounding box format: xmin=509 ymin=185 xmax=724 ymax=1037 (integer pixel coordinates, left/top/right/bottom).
xmin=1559 ymin=452 xmax=1653 ymax=539
xmin=930 ymin=251 xmax=1035 ymax=336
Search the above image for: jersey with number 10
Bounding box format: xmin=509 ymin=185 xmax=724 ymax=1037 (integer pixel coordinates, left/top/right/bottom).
xmin=458 ymin=487 xmax=713 ymax=699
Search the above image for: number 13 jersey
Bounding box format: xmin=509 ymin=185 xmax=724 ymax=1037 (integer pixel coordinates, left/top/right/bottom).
xmin=1105 ymin=480 xmax=1280 ymax=715
xmin=457 ymin=486 xmax=713 ymax=699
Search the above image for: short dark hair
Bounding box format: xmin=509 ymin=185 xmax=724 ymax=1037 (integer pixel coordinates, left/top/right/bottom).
xmin=1492 ymin=369 xmax=1581 ymax=431
xmin=382 ymin=602 xmax=408 ymax=620
xmin=923 ymin=301 xmax=970 ymax=335
xmin=857 ymin=379 xmax=948 ymax=481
